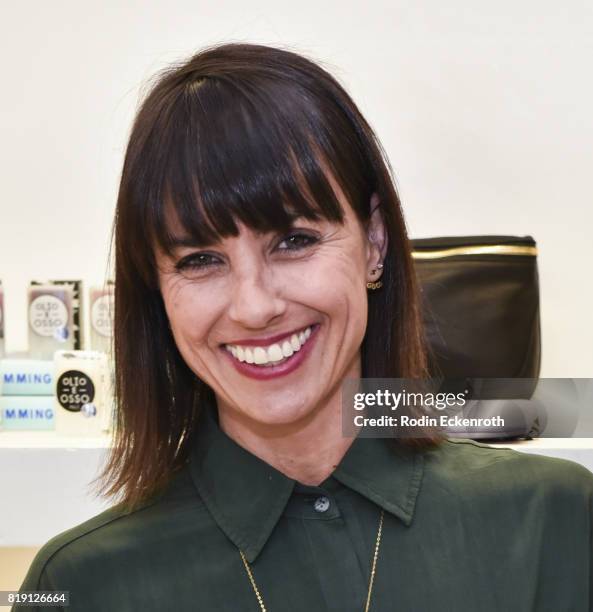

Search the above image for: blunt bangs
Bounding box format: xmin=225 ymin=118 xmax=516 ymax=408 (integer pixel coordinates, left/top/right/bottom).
xmin=139 ymin=74 xmax=375 ymax=273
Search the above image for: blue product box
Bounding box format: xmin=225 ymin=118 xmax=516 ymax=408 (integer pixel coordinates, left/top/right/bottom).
xmin=0 ymin=359 xmax=54 ymax=395
xmin=0 ymin=396 xmax=55 ymax=430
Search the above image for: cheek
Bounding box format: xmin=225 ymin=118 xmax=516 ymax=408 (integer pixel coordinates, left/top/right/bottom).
xmin=299 ymin=259 xmax=368 ymax=329
xmin=162 ymin=283 xmax=216 ymax=347
xmin=299 ymin=250 xmax=367 ymax=304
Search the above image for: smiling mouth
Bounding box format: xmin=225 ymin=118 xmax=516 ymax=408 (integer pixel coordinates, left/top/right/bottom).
xmin=223 ymin=325 xmax=316 ymax=367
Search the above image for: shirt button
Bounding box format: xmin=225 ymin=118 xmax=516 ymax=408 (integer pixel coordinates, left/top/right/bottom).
xmin=313 ymin=496 xmax=330 ymax=513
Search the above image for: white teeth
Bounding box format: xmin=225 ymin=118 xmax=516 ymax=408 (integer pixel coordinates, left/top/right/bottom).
xmin=225 ymin=325 xmax=314 ymax=366
xmin=281 ymin=340 xmax=294 ymax=358
xmin=267 ymin=344 xmax=285 ymax=362
xmin=253 ymin=347 xmax=267 ymax=365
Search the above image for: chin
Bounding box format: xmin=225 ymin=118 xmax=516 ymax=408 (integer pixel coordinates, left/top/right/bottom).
xmin=241 ymin=398 xmax=316 ymax=428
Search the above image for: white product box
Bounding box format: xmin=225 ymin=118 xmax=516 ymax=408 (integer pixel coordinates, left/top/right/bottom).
xmin=53 ymin=350 xmax=113 ymax=436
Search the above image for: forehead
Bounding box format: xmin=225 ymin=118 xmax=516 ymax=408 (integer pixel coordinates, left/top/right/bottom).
xmin=156 ymin=163 xmax=358 ymax=255
xmin=161 ymin=200 xmax=359 ymax=254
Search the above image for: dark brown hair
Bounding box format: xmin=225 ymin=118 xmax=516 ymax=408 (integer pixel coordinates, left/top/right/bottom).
xmin=96 ymin=42 xmax=441 ymax=511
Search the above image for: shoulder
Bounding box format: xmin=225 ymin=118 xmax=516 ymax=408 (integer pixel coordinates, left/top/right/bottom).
xmin=19 ymin=465 xmax=210 ymax=592
xmin=422 ymin=438 xmax=593 ymax=504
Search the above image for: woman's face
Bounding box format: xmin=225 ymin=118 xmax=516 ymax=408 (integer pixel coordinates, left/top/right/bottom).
xmin=155 ymin=179 xmax=386 ymax=431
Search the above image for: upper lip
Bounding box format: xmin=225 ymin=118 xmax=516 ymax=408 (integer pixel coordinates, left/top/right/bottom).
xmin=222 ymin=324 xmax=315 ymax=347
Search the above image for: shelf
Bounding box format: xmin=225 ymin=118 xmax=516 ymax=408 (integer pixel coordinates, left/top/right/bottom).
xmin=1 ymin=433 xmax=593 ymax=450
xmin=487 ymin=437 xmax=593 ymax=450
xmin=2 ymin=435 xmax=593 ymax=547
xmin=0 ymin=431 xmax=112 ymax=449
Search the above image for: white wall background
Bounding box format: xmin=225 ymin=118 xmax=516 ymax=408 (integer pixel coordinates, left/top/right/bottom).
xmin=1 ymin=0 xmax=592 ymax=376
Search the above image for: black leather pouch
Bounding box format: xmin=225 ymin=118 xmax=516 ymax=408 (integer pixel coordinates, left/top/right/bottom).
xmin=411 ymin=235 xmax=541 ymax=439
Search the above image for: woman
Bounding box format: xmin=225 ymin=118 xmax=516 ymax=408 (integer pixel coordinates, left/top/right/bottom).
xmin=18 ymin=43 xmax=592 ymax=611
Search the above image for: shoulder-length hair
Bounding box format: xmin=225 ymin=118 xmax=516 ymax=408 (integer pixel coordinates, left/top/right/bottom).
xmin=97 ymin=42 xmax=441 ymax=511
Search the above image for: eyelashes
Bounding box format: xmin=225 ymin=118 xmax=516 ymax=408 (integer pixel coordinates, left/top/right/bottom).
xmin=277 ymin=232 xmax=319 ymax=252
xmin=175 ymin=252 xmax=218 ymax=271
xmin=174 ymin=231 xmax=319 ymax=273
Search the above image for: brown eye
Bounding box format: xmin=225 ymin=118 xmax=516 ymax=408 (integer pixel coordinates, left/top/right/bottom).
xmin=276 ymin=232 xmax=318 ymax=252
xmin=175 ymin=253 xmax=220 ymax=272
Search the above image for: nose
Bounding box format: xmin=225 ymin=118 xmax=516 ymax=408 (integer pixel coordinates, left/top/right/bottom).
xmin=227 ymin=264 xmax=287 ymax=329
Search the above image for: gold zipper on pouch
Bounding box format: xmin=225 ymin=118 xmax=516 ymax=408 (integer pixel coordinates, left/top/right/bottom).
xmin=411 ymin=244 xmax=538 ymax=260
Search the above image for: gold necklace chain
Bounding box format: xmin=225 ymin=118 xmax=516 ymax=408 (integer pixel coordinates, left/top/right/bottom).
xmin=239 ymin=508 xmax=385 ymax=612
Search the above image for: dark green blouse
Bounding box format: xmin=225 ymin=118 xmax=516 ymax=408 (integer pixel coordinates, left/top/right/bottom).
xmin=17 ymin=403 xmax=593 ymax=611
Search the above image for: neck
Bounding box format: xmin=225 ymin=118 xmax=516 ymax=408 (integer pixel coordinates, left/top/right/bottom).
xmin=217 ymin=383 xmax=356 ymax=486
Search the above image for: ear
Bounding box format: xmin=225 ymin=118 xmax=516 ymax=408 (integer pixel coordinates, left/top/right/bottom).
xmin=365 ymin=193 xmax=388 ymax=281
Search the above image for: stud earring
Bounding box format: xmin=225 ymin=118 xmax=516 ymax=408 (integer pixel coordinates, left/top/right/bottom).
xmin=367 ymin=262 xmax=384 ymax=290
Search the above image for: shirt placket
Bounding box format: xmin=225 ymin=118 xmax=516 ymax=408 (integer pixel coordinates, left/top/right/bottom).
xmin=265 ymin=481 xmax=370 ymax=612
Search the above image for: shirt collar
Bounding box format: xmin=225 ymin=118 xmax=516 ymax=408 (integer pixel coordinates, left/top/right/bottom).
xmin=189 ymin=401 xmax=425 ymax=562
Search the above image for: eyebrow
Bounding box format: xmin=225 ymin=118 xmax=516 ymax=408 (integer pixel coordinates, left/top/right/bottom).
xmin=167 ymin=215 xmax=312 ymax=251
xmin=168 ymin=235 xmax=215 ymax=250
